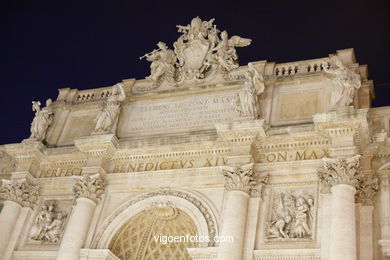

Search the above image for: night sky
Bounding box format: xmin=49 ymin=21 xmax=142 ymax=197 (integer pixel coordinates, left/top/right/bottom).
xmin=0 ymin=0 xmax=389 ymax=145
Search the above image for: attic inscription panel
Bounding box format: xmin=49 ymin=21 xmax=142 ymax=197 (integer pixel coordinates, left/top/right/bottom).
xmin=118 ymin=89 xmax=240 ymax=137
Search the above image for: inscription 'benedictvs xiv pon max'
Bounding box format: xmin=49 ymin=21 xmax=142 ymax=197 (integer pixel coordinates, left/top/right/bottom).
xmin=0 ymin=17 xmax=389 ymax=260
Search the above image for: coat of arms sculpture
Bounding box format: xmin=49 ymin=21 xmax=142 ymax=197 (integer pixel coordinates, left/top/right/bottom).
xmin=139 ymin=17 xmax=251 ymax=89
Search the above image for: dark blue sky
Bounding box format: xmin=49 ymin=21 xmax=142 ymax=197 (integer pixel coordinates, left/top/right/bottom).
xmin=1 ymin=0 xmax=389 ymax=144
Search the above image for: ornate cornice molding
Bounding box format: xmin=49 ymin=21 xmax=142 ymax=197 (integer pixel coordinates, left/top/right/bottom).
xmin=1 ymin=178 xmax=40 ymax=208
xmin=318 ymin=155 xmax=362 ymax=192
xmin=73 ymin=174 xmax=105 ymax=202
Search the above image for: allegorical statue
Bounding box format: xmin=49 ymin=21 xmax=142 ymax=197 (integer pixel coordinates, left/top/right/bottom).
xmin=236 ymin=63 xmax=265 ymax=118
xmin=92 ymin=83 xmax=126 ymax=134
xmin=322 ymin=56 xmax=361 ymax=108
xmin=29 ymin=98 xmax=54 ymax=141
xmin=139 ymin=41 xmax=176 ymax=84
xmin=212 ymin=30 xmax=252 ymax=72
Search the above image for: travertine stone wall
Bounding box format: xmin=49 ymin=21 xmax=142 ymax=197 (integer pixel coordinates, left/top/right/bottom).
xmin=0 ymin=48 xmax=388 ymax=260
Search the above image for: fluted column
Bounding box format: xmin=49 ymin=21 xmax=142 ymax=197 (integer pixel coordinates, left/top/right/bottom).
xmin=217 ymin=163 xmax=254 ymax=260
xmin=57 ymin=174 xmax=105 ymax=260
xmin=318 ymin=155 xmax=362 ymax=260
xmin=0 ymin=178 xmax=39 ymax=259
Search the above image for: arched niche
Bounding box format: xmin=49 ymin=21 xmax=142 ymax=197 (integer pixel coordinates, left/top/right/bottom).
xmin=92 ymin=189 xmax=219 ymax=250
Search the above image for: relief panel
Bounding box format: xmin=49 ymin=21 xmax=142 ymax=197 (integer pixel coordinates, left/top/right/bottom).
xmin=265 ymin=185 xmax=317 ymax=244
xmin=26 ymin=199 xmax=72 ymax=247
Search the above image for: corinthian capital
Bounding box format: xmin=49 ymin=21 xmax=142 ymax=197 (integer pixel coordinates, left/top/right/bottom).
xmin=221 ymin=163 xmax=255 ymax=193
xmin=1 ymin=178 xmax=40 ymax=208
xmin=358 ymin=174 xmax=379 ymax=205
xmin=318 ymin=155 xmax=362 ymax=190
xmin=73 ymin=174 xmax=105 ymax=202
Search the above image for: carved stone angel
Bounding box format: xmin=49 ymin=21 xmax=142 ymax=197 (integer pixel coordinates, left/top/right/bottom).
xmin=212 ymin=30 xmax=251 ymax=71
xmin=29 ymin=98 xmax=54 ymax=141
xmin=322 ymin=56 xmax=361 ymax=108
xmin=92 ymin=83 xmax=126 ymax=135
xmin=140 ymin=42 xmax=176 ymax=84
xmin=236 ymin=63 xmax=265 ymax=118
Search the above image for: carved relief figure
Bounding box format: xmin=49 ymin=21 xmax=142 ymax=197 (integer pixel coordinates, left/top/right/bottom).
xmin=322 ymin=56 xmax=361 ymax=108
xmin=267 ymin=191 xmax=314 ymax=240
xmin=236 ymin=63 xmax=265 ymax=117
xmin=44 ymin=212 xmax=65 ymax=243
xmin=29 ymin=98 xmax=54 ymax=141
xmin=212 ymin=30 xmax=251 ymax=72
xmin=140 ymin=42 xmax=176 ymax=84
xmin=30 ymin=201 xmax=66 ymax=243
xmin=93 ymin=83 xmax=126 ymax=134
xmin=140 ymin=17 xmax=252 ymax=86
xmin=294 ymin=197 xmax=311 ymax=238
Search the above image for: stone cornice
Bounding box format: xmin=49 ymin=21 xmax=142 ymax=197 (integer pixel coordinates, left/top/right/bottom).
xmin=5 ymin=141 xmax=47 ymax=177
xmin=216 ymin=119 xmax=267 ymax=144
xmin=313 ymin=107 xmax=370 ymax=152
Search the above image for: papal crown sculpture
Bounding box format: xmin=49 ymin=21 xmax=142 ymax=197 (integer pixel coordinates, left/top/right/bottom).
xmin=140 ymin=17 xmax=251 ymax=86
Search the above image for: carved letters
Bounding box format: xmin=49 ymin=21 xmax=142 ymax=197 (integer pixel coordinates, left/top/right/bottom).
xmin=258 ymin=149 xmax=329 ymax=163
xmin=113 ymin=157 xmax=228 ymax=173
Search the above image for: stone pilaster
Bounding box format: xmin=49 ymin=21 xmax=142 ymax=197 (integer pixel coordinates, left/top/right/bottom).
xmin=57 ymin=174 xmax=105 ymax=260
xmin=0 ymin=176 xmax=40 ymax=259
xmin=217 ymin=163 xmax=253 ymax=260
xmin=318 ymin=155 xmax=362 ymax=260
xmin=378 ymin=170 xmax=390 ymax=258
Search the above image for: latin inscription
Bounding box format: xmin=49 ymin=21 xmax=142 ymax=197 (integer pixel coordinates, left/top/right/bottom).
xmin=40 ymin=167 xmax=82 ymax=178
xmin=259 ymin=149 xmax=329 ymax=163
xmin=113 ymin=157 xmax=228 ymax=173
xmin=118 ymin=90 xmax=239 ymax=136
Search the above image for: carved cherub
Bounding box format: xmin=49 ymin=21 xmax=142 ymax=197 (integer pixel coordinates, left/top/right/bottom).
xmin=213 ymin=30 xmax=251 ymax=71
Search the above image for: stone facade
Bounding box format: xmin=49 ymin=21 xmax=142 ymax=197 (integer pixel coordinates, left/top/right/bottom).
xmin=0 ymin=17 xmax=389 ymax=260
